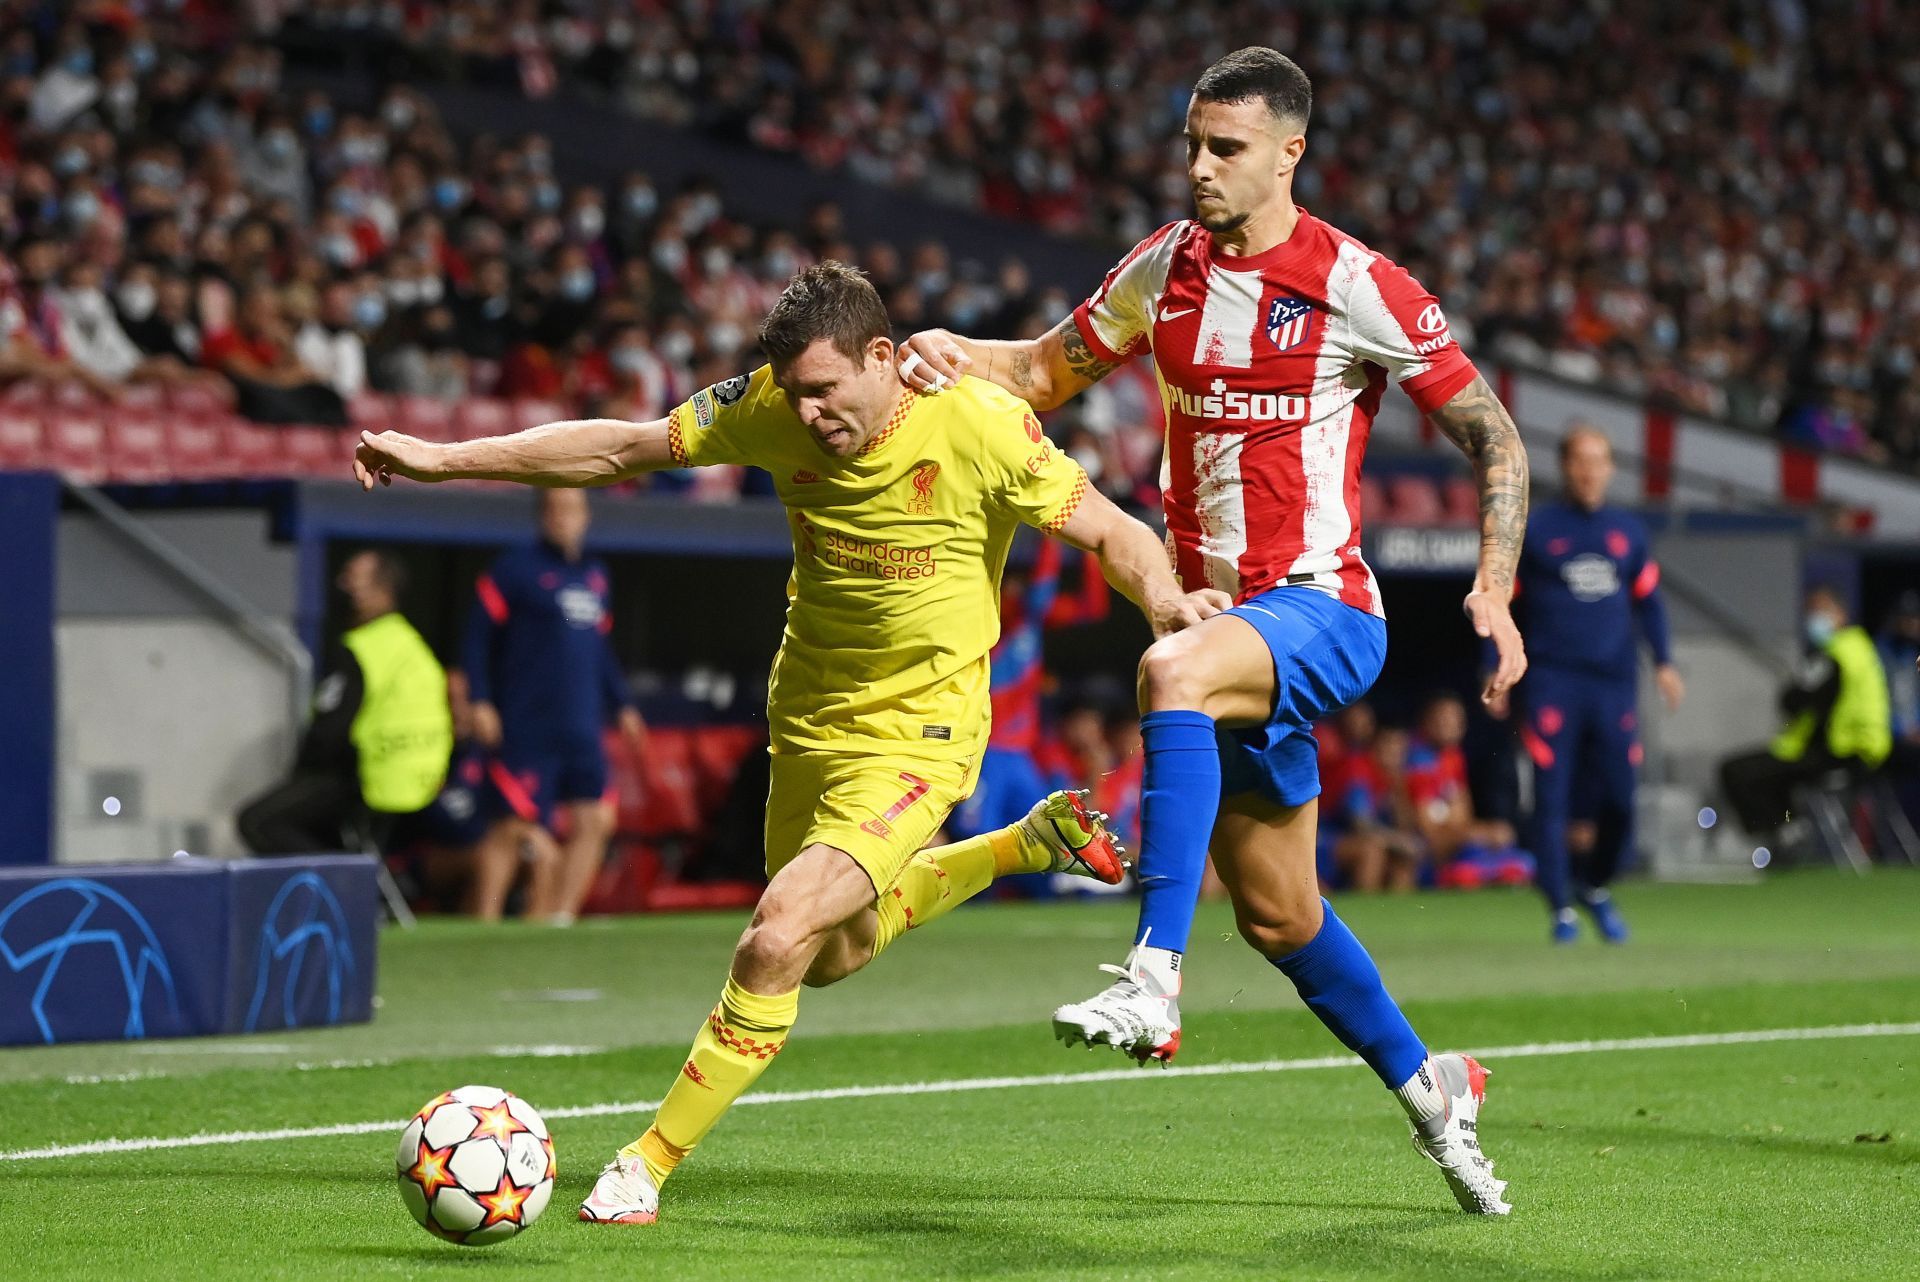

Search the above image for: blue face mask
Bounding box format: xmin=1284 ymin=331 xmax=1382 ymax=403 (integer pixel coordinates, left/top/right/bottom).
xmin=433 ymin=178 xmax=467 ymax=210
xmin=55 ymin=146 xmax=89 ymax=177
xmin=353 ymin=295 xmax=387 ymax=330
xmin=559 ymin=268 xmax=595 ymax=302
xmin=64 ymin=50 xmax=94 ymax=77
xmin=63 ymin=192 xmax=101 ymax=226
xmin=1806 ymin=613 xmax=1838 ymax=648
xmin=305 ymin=106 xmax=334 ymax=137
xmin=129 ymin=42 xmax=157 ymax=75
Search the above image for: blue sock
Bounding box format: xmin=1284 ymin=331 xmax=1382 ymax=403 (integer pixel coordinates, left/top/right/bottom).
xmin=1271 ymin=899 xmax=1428 ymax=1087
xmin=1131 ymin=709 xmax=1220 ymax=954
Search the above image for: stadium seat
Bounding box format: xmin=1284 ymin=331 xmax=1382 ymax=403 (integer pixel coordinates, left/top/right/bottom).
xmin=283 ymin=425 xmax=346 ymax=477
xmin=0 ymin=380 xmax=49 ymax=409
xmin=225 ymin=422 xmax=288 ymax=477
xmin=511 ymin=399 xmax=568 ymax=432
xmin=165 ymin=416 xmax=231 ymax=480
xmin=1440 ymin=476 xmax=1479 ymax=527
xmin=44 ymin=412 xmax=109 ymax=483
xmin=1357 ymin=474 xmax=1386 ymax=522
xmin=0 ymin=409 xmax=46 ymax=470
xmin=453 ymin=397 xmax=513 ymax=440
xmin=105 ymin=416 xmax=172 ymax=484
xmin=346 ymin=390 xmax=391 ymax=432
xmin=688 ymin=724 xmax=766 ymax=817
xmin=1386 ymin=475 xmax=1445 ymax=526
xmin=393 ymin=395 xmax=457 ymax=442
xmin=163 ymin=382 xmax=231 ymax=416
xmin=608 ymin=727 xmax=703 ymax=838
xmin=117 ymin=384 xmax=167 ymax=413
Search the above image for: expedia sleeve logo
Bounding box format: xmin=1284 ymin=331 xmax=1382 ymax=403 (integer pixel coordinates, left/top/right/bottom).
xmin=711 ymin=374 xmax=750 ymax=406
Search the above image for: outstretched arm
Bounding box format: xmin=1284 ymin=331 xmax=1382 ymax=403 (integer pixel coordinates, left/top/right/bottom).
xmin=1049 ymin=485 xmax=1228 ymax=639
xmin=895 ymin=316 xmax=1125 ymax=412
xmin=353 ymin=416 xmax=677 ymax=489
xmin=1429 ymin=375 xmax=1530 ymax=703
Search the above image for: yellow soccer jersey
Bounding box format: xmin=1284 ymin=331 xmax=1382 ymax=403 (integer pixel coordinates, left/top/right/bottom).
xmin=666 ymin=367 xmax=1088 ymax=759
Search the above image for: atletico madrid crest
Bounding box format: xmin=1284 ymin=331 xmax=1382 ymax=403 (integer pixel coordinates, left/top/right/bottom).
xmin=1266 ymin=296 xmax=1314 ymax=351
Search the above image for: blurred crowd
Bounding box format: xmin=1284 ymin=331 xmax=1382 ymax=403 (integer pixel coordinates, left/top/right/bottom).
xmin=1 ymin=4 xmax=1169 ymax=500
xmin=304 ymin=0 xmax=1920 ymax=470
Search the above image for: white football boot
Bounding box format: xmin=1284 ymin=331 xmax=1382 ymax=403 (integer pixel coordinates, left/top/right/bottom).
xmin=1022 ymin=789 xmax=1129 ymax=885
xmin=1051 ymin=944 xmax=1181 ymax=1063
xmin=1408 ymin=1053 xmax=1511 ymax=1215
xmin=578 ymin=1154 xmax=660 ymax=1225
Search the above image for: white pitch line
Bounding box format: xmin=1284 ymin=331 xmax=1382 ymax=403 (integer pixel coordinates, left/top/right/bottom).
xmin=4 ymin=1021 xmax=1915 ymax=1164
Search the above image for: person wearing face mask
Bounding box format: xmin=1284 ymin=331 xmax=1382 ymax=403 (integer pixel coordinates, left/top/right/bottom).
xmin=386 ymin=304 xmax=469 ymax=401
xmin=53 ymin=259 xmax=229 ymax=400
xmin=295 ymin=281 xmax=369 ymax=399
xmin=30 ymin=34 xmax=100 ymax=130
xmin=1718 ymin=586 xmax=1893 ymax=846
xmin=203 ymin=286 xmax=349 ymax=425
xmin=0 ymin=235 xmax=121 ymax=401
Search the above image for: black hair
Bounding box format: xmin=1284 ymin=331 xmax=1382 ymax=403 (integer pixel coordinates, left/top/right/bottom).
xmin=1193 ymin=47 xmax=1313 ymax=128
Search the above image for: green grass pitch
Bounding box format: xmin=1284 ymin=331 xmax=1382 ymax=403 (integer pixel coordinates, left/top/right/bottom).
xmin=3 ymin=871 xmax=1916 ymax=1280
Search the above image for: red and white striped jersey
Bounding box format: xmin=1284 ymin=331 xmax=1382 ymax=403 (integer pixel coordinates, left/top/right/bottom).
xmin=1072 ymin=211 xmax=1478 ymax=616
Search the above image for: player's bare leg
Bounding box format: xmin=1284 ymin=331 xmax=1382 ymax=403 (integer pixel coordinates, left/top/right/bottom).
xmin=1212 ymin=794 xmax=1510 ymax=1214
xmin=583 ymin=842 xmax=876 ymax=1225
xmin=540 ymin=796 xmax=614 ymax=925
xmin=467 ymin=816 xmax=530 ymax=922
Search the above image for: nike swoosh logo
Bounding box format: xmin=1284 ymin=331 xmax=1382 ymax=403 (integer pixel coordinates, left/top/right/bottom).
xmin=1158 ymin=306 xmax=1196 ymax=321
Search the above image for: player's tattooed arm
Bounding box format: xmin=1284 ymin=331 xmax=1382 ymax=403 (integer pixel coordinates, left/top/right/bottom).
xmin=1429 ymin=374 xmax=1530 ymax=701
xmin=1430 ymin=375 xmax=1529 ymax=596
xmin=897 ymin=317 xmax=1126 ymax=411
xmin=1053 ymin=317 xmax=1124 ymax=388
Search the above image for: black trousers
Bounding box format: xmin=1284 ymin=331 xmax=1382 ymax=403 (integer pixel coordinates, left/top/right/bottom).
xmin=236 ymin=771 xmax=363 ymax=855
xmin=1718 ymin=750 xmax=1857 ymax=836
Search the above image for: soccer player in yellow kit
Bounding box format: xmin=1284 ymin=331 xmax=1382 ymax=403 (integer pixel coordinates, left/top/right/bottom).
xmin=353 ymin=263 xmax=1229 ymax=1225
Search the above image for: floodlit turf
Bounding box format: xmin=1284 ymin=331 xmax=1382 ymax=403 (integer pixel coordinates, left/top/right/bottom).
xmin=4 ymin=872 xmax=1917 ymax=1280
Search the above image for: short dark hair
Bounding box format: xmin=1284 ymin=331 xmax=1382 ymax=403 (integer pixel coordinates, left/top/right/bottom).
xmin=356 ymin=548 xmax=407 ymax=597
xmin=1193 ymin=47 xmax=1312 ymax=129
xmin=758 ymin=261 xmax=890 ymax=366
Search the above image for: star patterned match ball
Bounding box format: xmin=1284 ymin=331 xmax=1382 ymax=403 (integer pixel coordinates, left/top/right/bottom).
xmin=395 ymin=1085 xmax=555 ymax=1245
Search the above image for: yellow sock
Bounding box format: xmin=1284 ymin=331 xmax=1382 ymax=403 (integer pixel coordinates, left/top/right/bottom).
xmin=619 ymin=974 xmax=798 ymax=1186
xmin=871 ymin=818 xmax=1054 ymax=958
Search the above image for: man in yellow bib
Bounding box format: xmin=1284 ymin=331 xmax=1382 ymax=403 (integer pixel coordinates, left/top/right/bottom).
xmin=354 ymin=262 xmax=1227 ymax=1224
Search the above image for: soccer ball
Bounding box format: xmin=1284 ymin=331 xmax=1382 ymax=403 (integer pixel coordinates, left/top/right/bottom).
xmin=396 ymin=1085 xmax=555 ymax=1245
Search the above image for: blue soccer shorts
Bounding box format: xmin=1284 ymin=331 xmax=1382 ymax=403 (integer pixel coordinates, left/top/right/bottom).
xmin=1217 ymin=586 xmax=1388 ymax=808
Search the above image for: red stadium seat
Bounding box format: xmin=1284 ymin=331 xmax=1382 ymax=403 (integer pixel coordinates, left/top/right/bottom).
xmin=1357 ymin=474 xmax=1387 ymax=523
xmin=688 ymin=725 xmax=766 ymax=817
xmin=225 ymin=422 xmax=287 ymax=476
xmin=453 ymin=397 xmax=513 ymax=440
xmin=105 ymin=416 xmax=171 ymax=483
xmin=393 ymin=395 xmax=457 ymax=441
xmin=346 ymin=390 xmax=391 ymax=432
xmin=117 ymin=384 xmax=166 ymax=413
xmin=609 ymin=727 xmax=703 ymax=838
xmin=0 ymin=380 xmax=50 ymax=409
xmin=1440 ymin=476 xmax=1479 ymax=527
xmin=511 ymin=399 xmax=568 ymax=432
xmin=1386 ymin=475 xmax=1444 ymax=526
xmin=163 ymin=381 xmax=231 ymax=416
xmin=44 ymin=412 xmax=109 ymax=483
xmin=0 ymin=409 xmax=46 ymax=470
xmin=282 ymin=425 xmax=345 ymax=477
xmin=165 ymin=416 xmax=231 ymax=480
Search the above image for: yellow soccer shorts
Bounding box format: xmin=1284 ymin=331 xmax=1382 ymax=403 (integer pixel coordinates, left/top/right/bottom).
xmin=764 ymin=750 xmax=979 ymax=892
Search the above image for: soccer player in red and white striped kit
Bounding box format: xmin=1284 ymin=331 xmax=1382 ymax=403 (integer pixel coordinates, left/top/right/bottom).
xmin=899 ymin=46 xmax=1529 ymax=1214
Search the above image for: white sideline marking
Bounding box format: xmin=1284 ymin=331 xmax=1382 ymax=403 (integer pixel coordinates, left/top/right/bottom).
xmin=6 ymin=1021 xmax=1916 ymax=1164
